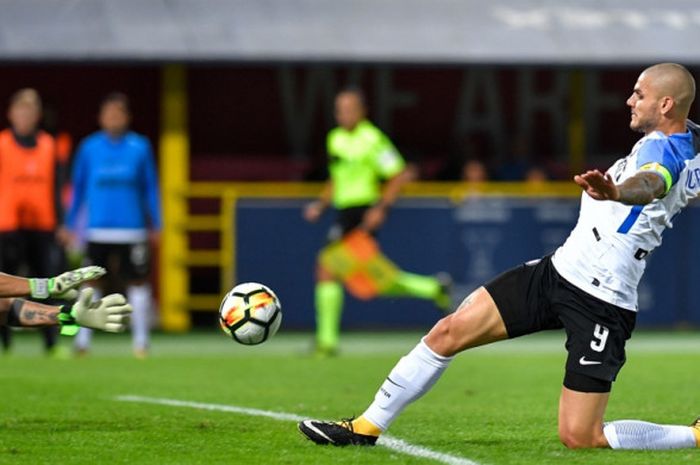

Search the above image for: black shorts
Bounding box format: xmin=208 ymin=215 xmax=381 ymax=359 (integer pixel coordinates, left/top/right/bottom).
xmin=326 ymin=206 xmax=372 ymax=242
xmin=0 ymin=230 xmax=65 ymax=276
xmin=86 ymin=241 xmax=151 ymax=282
xmin=484 ymin=255 xmax=636 ymax=385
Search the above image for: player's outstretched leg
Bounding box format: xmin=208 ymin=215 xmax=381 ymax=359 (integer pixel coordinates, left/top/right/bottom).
xmin=558 ymin=386 xmax=700 ymax=449
xmin=383 ymin=271 xmax=453 ymax=312
xmin=298 ymin=287 xmax=508 ymax=446
xmin=128 ymin=283 xmax=152 ymax=358
xmin=433 ymin=272 xmax=453 ymax=312
xmin=314 ymin=280 xmax=343 ymax=356
xmin=298 ymin=337 xmax=451 ymax=446
xmin=602 ymin=417 xmax=700 ymax=450
xmin=298 ymin=418 xmax=378 ymax=446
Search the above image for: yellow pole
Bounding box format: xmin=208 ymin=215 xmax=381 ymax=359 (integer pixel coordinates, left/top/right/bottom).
xmin=159 ymin=64 xmax=190 ymax=332
xmin=568 ymin=70 xmax=586 ymax=176
xmin=220 ymin=190 xmax=237 ymax=292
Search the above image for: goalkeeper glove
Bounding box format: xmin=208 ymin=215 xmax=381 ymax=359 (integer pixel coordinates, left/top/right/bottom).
xmin=29 ymin=266 xmax=106 ymax=300
xmin=58 ymin=288 xmax=132 ymax=336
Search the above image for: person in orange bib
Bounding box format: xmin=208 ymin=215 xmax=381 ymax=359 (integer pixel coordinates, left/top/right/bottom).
xmin=0 ymin=88 xmax=68 ymax=355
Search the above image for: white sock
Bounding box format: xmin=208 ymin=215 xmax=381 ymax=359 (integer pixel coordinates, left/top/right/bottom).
xmin=75 ymin=327 xmax=93 ymax=350
xmin=74 ymin=288 xmax=101 ymax=350
xmin=127 ymin=284 xmax=152 ymax=351
xmin=603 ymin=420 xmax=697 ymax=450
xmin=362 ymin=337 xmax=453 ymax=431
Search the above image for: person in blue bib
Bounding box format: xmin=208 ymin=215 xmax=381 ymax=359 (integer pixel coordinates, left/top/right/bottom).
xmin=65 ymin=93 xmax=161 ymax=358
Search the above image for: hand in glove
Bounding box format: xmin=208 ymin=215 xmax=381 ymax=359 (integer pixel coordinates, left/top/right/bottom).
xmin=29 ymin=266 xmax=106 ymax=300
xmin=58 ymin=288 xmax=132 ymax=336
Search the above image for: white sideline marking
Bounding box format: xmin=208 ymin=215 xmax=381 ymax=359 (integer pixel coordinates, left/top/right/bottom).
xmin=115 ymin=395 xmax=481 ymax=465
xmin=116 ymin=395 xmax=304 ymax=421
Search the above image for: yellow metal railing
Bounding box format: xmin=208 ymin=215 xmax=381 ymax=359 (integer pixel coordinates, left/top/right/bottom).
xmin=161 ymin=181 xmax=582 ymax=330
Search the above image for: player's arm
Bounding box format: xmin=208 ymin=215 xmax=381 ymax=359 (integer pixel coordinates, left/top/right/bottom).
xmin=64 ymin=140 xmax=88 ymax=237
xmin=143 ymin=139 xmax=162 ymax=231
xmin=0 ymin=266 xmax=106 ymax=299
xmin=577 ymin=138 xmax=683 ymax=205
xmin=0 ymin=298 xmax=59 ymax=326
xmin=304 ymin=180 xmax=333 ymax=223
xmin=575 ymin=169 xmax=666 ymax=205
xmin=376 ymin=166 xmax=414 ymax=209
xmin=361 ymin=130 xmax=413 ymax=231
xmin=0 ymin=273 xmax=32 ymax=297
xmin=0 ymin=288 xmax=131 ymax=334
xmin=305 ymin=132 xmax=340 ymax=223
xmin=617 ymin=171 xmax=666 ymax=204
xmin=360 ymin=167 xmax=414 ymax=231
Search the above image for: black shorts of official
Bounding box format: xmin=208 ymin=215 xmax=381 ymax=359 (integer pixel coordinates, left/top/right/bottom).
xmin=484 ymin=255 xmax=636 ymax=392
xmin=326 ymin=205 xmax=373 ymax=242
xmin=86 ymin=241 xmax=151 ymax=283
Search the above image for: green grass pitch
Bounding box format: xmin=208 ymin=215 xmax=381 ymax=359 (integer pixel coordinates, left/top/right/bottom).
xmin=0 ymin=330 xmax=698 ymax=465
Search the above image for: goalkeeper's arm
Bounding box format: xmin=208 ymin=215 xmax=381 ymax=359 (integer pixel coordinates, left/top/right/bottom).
xmin=0 ymin=288 xmax=131 ymax=335
xmin=0 ymin=266 xmax=106 ymax=300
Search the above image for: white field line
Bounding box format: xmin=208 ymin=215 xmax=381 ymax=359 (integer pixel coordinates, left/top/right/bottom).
xmin=115 ymin=395 xmax=482 ymax=465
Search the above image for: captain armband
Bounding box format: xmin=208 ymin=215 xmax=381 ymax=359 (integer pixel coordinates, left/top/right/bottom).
xmin=639 ymin=162 xmax=672 ymax=194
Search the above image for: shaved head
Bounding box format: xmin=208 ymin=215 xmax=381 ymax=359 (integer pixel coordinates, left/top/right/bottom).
xmin=641 ymin=63 xmax=696 ymax=116
xmin=627 ymin=63 xmax=697 ymax=134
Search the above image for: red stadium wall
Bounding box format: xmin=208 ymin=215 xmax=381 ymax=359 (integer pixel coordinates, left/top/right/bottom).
xmin=1 ymin=64 xmax=698 ymax=181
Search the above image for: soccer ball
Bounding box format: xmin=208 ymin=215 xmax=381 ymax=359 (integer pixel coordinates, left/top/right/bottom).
xmin=219 ymin=282 xmax=282 ymax=345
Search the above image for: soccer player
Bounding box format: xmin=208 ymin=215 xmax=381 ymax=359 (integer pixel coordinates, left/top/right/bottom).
xmin=303 ymin=87 xmax=451 ymax=355
xmin=0 ymin=266 xmax=131 ymax=335
xmin=299 ymin=63 xmax=700 ymax=450
xmin=65 ymin=93 xmax=161 ymax=358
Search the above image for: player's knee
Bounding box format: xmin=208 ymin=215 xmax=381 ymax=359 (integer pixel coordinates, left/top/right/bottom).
xmin=559 ymin=429 xmax=586 ymax=449
xmin=425 ymin=315 xmax=460 ymax=356
xmin=558 ymin=425 xmax=606 ymax=449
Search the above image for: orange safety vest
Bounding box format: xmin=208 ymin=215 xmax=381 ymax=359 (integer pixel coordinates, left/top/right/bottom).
xmin=0 ymin=129 xmax=57 ymax=231
xmin=55 ymin=131 xmax=73 ymax=209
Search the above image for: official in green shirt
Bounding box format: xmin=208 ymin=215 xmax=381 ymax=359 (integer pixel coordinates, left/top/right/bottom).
xmin=303 ymin=87 xmax=451 ymax=355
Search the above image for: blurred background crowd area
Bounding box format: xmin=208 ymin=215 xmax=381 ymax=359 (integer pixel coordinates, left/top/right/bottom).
xmin=4 ymin=64 xmax=699 ymax=184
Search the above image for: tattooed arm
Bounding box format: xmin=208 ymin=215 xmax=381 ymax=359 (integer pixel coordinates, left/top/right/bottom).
xmin=0 ymin=290 xmax=132 ymax=334
xmin=574 ymin=170 xmax=665 ymax=205
xmin=0 ymin=298 xmax=59 ymax=327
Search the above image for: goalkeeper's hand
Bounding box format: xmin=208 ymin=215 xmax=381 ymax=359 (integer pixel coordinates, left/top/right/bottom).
xmin=58 ymin=288 xmax=132 ymax=336
xmin=29 ymin=266 xmax=106 ymax=300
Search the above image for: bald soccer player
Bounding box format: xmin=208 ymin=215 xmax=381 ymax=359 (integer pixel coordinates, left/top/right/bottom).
xmin=300 ymin=64 xmax=700 ymax=450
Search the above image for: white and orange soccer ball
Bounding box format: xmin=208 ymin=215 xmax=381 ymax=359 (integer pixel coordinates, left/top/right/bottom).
xmin=219 ymin=282 xmax=282 ymax=345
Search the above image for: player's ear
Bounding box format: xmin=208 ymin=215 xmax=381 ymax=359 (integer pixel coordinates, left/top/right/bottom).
xmin=659 ymin=96 xmax=675 ymax=116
